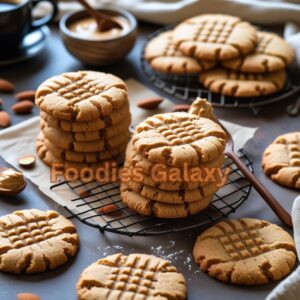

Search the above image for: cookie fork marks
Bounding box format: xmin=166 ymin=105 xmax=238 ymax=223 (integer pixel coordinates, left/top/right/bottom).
xmin=77 ymin=253 xmax=187 ymax=300
xmin=36 ymin=71 xmax=128 ymax=121
xmin=193 ymin=218 xmax=296 ymax=285
xmin=0 ymin=209 xmax=79 ymax=274
xmin=132 ymin=112 xmax=226 ymax=167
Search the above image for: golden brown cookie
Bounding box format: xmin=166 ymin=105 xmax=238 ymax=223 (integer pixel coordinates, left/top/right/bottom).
xmin=125 ymin=159 xmax=225 ymax=191
xmin=40 ymin=102 xmax=130 ymax=132
xmin=193 ymin=218 xmax=296 ymax=285
xmin=132 ymin=112 xmax=226 ymax=167
xmin=126 ymin=139 xmax=224 ymax=176
xmin=36 ymin=71 xmax=128 ymax=121
xmin=262 ymin=132 xmax=300 ymax=189
xmin=200 ymin=68 xmax=286 ymax=97
xmin=40 ymin=115 xmax=131 ymax=142
xmin=124 ymin=179 xmax=219 ymax=204
xmin=76 ymin=253 xmax=187 ymax=300
xmin=173 ymin=14 xmax=257 ymax=61
xmin=145 ymin=31 xmax=216 ymax=74
xmin=36 ymin=135 xmax=117 ymax=171
xmin=0 ymin=209 xmax=79 ymax=274
xmin=124 ymin=139 xmax=225 ymax=191
xmin=42 ymin=133 xmax=127 ymax=163
xmin=223 ymin=31 xmax=294 ymax=73
xmin=121 ymin=182 xmax=213 ymax=218
xmin=41 ymin=120 xmax=131 ymax=152
xmin=188 ymin=98 xmax=214 ymax=119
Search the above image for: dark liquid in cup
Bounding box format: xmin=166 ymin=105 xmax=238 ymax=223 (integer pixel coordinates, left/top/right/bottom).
xmin=0 ymin=1 xmax=17 ymax=12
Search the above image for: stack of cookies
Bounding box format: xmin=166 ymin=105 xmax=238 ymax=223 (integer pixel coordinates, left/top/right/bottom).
xmin=121 ymin=111 xmax=227 ymax=219
xmin=35 ymin=71 xmax=131 ymax=170
xmin=145 ymin=14 xmax=294 ymax=97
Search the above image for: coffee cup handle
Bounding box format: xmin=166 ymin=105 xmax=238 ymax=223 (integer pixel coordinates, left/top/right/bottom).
xmin=30 ymin=0 xmax=58 ymax=30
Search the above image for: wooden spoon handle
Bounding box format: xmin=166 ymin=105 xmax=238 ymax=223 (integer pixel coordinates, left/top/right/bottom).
xmin=226 ymin=151 xmax=293 ymax=228
xmin=77 ymin=0 xmax=100 ymax=21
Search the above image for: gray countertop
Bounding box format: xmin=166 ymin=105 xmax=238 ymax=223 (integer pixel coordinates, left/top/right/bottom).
xmin=0 ymin=23 xmax=299 ymax=300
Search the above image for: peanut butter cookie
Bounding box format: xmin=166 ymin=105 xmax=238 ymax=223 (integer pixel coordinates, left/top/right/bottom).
xmin=173 ymin=14 xmax=257 ymax=61
xmin=124 ymin=179 xmax=219 ymax=204
xmin=262 ymin=132 xmax=300 ymax=189
xmin=124 ymin=139 xmax=225 ymax=191
xmin=42 ymin=133 xmax=127 ymax=163
xmin=121 ymin=182 xmax=213 ymax=218
xmin=0 ymin=209 xmax=79 ymax=274
xmin=132 ymin=112 xmax=226 ymax=167
xmin=76 ymin=253 xmax=187 ymax=300
xmin=193 ymin=218 xmax=296 ymax=285
xmin=200 ymin=68 xmax=286 ymax=97
xmin=40 ymin=116 xmax=131 ymax=142
xmin=36 ymin=135 xmax=117 ymax=171
xmin=36 ymin=71 xmax=128 ymax=121
xmin=223 ymin=31 xmax=294 ymax=73
xmin=126 ymin=139 xmax=224 ymax=176
xmin=145 ymin=31 xmax=215 ymax=74
xmin=40 ymin=102 xmax=130 ymax=132
xmin=41 ymin=120 xmax=131 ymax=152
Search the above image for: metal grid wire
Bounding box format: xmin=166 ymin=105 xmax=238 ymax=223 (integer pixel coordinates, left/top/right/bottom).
xmin=50 ymin=150 xmax=253 ymax=236
xmin=141 ymin=25 xmax=300 ymax=115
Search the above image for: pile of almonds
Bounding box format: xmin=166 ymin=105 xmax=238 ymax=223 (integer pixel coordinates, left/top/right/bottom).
xmin=0 ymin=78 xmax=35 ymax=128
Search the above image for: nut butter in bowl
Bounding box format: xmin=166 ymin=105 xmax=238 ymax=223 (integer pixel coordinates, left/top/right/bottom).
xmin=60 ymin=7 xmax=137 ymax=66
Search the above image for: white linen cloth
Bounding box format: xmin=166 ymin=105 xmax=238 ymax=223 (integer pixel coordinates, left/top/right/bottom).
xmin=0 ymin=79 xmax=256 ymax=211
xmin=266 ymin=195 xmax=300 ymax=300
xmin=34 ymin=0 xmax=300 ymax=65
xmin=56 ymin=0 xmax=300 ymax=25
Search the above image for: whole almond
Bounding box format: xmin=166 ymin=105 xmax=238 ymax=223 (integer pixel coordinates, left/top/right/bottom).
xmin=172 ymin=104 xmax=190 ymax=112
xmin=137 ymin=97 xmax=163 ymax=110
xmin=15 ymin=90 xmax=36 ymax=101
xmin=79 ymin=190 xmax=91 ymax=198
xmin=97 ymin=204 xmax=121 ymax=216
xmin=0 ymin=78 xmax=14 ymax=93
xmin=11 ymin=100 xmax=34 ymax=114
xmin=18 ymin=155 xmax=36 ymax=169
xmin=16 ymin=293 xmax=41 ymax=300
xmin=0 ymin=111 xmax=11 ymax=128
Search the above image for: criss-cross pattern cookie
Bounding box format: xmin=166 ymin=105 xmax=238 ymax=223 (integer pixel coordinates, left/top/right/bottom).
xmin=121 ymin=182 xmax=213 ymax=218
xmin=0 ymin=209 xmax=79 ymax=274
xmin=132 ymin=112 xmax=226 ymax=167
xmin=173 ymin=14 xmax=257 ymax=61
xmin=77 ymin=253 xmax=187 ymax=300
xmin=262 ymin=132 xmax=300 ymax=189
xmin=36 ymin=71 xmax=128 ymax=121
xmin=223 ymin=31 xmax=294 ymax=73
xmin=145 ymin=31 xmax=215 ymax=74
xmin=193 ymin=218 xmax=296 ymax=285
xmin=40 ymin=102 xmax=130 ymax=133
xmin=200 ymin=68 xmax=286 ymax=97
xmin=188 ymin=97 xmax=214 ymax=119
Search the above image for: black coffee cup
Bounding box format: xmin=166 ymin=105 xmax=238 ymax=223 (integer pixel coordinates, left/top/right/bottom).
xmin=0 ymin=0 xmax=58 ymax=52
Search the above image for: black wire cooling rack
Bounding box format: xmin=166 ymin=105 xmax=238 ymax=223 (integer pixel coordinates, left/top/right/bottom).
xmin=141 ymin=25 xmax=300 ymax=115
xmin=50 ymin=150 xmax=253 ymax=236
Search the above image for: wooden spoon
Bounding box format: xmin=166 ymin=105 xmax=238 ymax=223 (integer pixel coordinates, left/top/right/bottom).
xmin=77 ymin=0 xmax=123 ymax=32
xmin=213 ymin=118 xmax=293 ymax=228
xmin=0 ymin=167 xmax=27 ymax=196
